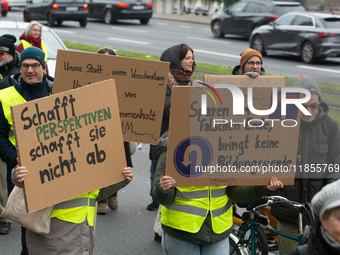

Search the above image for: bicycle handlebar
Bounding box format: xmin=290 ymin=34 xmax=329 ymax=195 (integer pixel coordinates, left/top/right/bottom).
xmin=251 ymin=196 xmax=307 ymax=211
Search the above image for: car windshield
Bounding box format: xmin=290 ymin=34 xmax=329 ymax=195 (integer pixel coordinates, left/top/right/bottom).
xmin=273 ymin=5 xmax=305 ymax=16
xmin=0 ymin=27 xmax=65 ymax=59
xmin=321 ymin=17 xmax=340 ymax=28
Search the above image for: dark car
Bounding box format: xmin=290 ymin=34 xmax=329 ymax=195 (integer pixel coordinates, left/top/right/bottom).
xmin=211 ymin=0 xmax=305 ymax=39
xmin=23 ymin=0 xmax=89 ymax=27
xmin=250 ymin=12 xmax=340 ymax=63
xmin=86 ymin=0 xmax=152 ymax=25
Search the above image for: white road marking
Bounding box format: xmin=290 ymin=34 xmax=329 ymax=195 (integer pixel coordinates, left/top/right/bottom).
xmin=111 ymin=27 xmax=148 ymax=33
xmin=52 ymin=29 xmax=75 ymax=34
xmin=179 ymin=25 xmax=191 ymax=28
xmin=107 ymin=37 xmax=150 ymax=45
xmin=186 ymin=36 xmax=230 ymax=44
xmin=156 ymin=22 xmax=168 ymax=26
xmin=194 ymin=49 xmax=240 ymax=59
xmin=297 ymin=65 xmax=340 ymax=75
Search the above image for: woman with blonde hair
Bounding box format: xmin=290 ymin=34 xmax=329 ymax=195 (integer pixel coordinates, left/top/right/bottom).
xmin=16 ymin=21 xmax=49 ymax=74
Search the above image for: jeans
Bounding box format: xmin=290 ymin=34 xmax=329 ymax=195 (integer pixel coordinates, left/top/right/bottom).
xmin=161 ymin=231 xmax=229 ymax=255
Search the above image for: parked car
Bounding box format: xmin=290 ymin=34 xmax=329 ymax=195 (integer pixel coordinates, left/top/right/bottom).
xmin=250 ymin=11 xmax=340 ymax=63
xmin=23 ymin=0 xmax=89 ymax=27
xmin=1 ymin=0 xmax=9 ymax=16
xmin=7 ymin=0 xmax=26 ymax=10
xmin=211 ymin=0 xmax=305 ymax=39
xmin=86 ymin=0 xmax=152 ymax=25
xmin=0 ymin=21 xmax=68 ymax=76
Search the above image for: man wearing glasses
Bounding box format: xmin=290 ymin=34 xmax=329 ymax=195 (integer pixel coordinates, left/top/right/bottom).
xmin=231 ymin=48 xmax=265 ymax=77
xmin=270 ymin=75 xmax=340 ymax=254
xmin=0 ymin=47 xmax=53 ymax=253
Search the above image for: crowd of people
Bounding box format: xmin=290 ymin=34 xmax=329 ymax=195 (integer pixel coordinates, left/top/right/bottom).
xmin=0 ymin=21 xmax=339 ymax=255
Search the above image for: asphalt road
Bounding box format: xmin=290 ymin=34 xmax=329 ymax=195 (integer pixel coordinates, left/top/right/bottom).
xmin=3 ymin=9 xmax=340 ymax=85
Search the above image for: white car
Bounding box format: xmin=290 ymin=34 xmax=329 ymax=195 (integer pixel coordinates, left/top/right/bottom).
xmin=0 ymin=21 xmax=67 ymax=77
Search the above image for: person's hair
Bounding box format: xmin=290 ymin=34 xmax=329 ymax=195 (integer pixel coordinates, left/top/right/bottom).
xmin=180 ymin=44 xmax=194 ymax=61
xmin=24 ymin=21 xmax=42 ymax=37
xmin=97 ymin=47 xmax=117 ymax=55
xmin=322 ymin=206 xmax=340 ymax=220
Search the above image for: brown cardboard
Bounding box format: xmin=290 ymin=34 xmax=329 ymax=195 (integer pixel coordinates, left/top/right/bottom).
xmin=166 ymin=84 xmax=301 ymax=186
xmin=53 ymin=50 xmax=170 ymax=145
xmin=204 ymin=75 xmax=285 ymax=87
xmin=11 ymin=80 xmax=126 ymax=213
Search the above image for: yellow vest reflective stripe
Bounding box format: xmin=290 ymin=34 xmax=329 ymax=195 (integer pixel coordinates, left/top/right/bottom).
xmin=51 ymin=190 xmax=99 ymax=226
xmin=0 ymin=86 xmax=26 ymax=146
xmin=161 ymin=186 xmax=233 ymax=234
xmin=20 ymin=40 xmax=48 ymax=61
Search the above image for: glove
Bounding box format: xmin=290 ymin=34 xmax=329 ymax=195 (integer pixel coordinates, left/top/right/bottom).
xmin=244 ymin=72 xmax=260 ymax=78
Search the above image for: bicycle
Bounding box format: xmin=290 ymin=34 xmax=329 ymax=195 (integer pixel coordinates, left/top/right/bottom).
xmin=230 ymin=196 xmax=315 ymax=255
xmin=232 ymin=201 xmax=278 ymax=253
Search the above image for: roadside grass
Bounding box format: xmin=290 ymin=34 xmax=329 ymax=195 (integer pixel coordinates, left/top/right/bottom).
xmin=63 ymin=41 xmax=340 ymax=125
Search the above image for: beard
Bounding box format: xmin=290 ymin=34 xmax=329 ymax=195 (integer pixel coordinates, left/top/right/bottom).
xmin=0 ymin=55 xmax=13 ymax=67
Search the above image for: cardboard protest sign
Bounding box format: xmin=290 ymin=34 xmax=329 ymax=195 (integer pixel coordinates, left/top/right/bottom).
xmin=166 ymin=82 xmax=302 ymax=186
xmin=53 ymin=50 xmax=170 ymax=145
xmin=204 ymin=75 xmax=286 ymax=88
xmin=12 ymin=80 xmax=126 ymax=213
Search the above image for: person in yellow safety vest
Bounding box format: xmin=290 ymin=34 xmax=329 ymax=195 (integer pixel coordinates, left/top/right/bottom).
xmin=151 ymin=131 xmax=284 ymax=255
xmin=16 ymin=21 xmax=49 ymax=75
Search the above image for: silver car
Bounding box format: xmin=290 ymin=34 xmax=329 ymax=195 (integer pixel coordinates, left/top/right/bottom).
xmin=0 ymin=21 xmax=67 ymax=77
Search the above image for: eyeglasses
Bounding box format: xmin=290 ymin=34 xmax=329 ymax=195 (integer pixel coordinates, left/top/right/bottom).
xmin=32 ymin=29 xmax=41 ymax=32
xmin=302 ymin=103 xmax=319 ymax=111
xmin=21 ymin=63 xmax=41 ymax=71
xmin=246 ymin=61 xmax=262 ymax=66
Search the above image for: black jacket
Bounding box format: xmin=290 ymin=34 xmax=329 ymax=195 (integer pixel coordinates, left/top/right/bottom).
xmin=0 ymin=52 xmax=20 ymax=90
xmin=0 ymin=73 xmax=53 ymax=173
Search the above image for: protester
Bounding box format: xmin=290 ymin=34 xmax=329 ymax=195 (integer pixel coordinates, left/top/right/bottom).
xmin=270 ymin=75 xmax=340 ymax=254
xmin=96 ymin=47 xmax=133 ymax=214
xmin=231 ymin=48 xmax=265 ymax=77
xmin=0 ymin=33 xmax=20 ymax=236
xmin=151 ymin=131 xmax=283 ymax=255
xmin=288 ymin=179 xmax=340 ymax=255
xmin=0 ymin=34 xmax=20 ymax=89
xmin=16 ymin=21 xmax=49 ymax=75
xmin=148 ymin=43 xmax=195 ymax=211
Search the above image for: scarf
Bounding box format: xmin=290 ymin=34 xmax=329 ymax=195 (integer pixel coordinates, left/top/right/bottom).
xmin=167 ymin=68 xmax=192 ymax=91
xmin=321 ymin=226 xmax=340 ymax=251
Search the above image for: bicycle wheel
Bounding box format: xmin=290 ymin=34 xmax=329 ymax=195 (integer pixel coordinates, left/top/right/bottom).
xmin=229 ymin=233 xmax=248 ymax=255
xmin=238 ymin=223 xmax=268 ymax=255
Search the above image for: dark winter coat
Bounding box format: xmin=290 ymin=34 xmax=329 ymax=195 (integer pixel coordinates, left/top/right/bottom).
xmin=0 ymin=73 xmax=53 ymax=174
xmin=0 ymin=52 xmax=20 ymax=90
xmin=270 ymin=102 xmax=340 ymax=224
xmin=287 ymin=219 xmax=340 ymax=255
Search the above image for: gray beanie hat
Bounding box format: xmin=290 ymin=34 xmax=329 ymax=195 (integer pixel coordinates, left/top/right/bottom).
xmin=20 ymin=47 xmax=46 ymax=69
xmin=293 ymin=75 xmax=322 ymax=101
xmin=312 ymin=179 xmax=340 ymax=220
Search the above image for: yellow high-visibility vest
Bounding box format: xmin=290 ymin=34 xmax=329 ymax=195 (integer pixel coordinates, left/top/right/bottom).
xmin=0 ymin=86 xmax=99 ymax=226
xmin=20 ymin=40 xmax=48 ymax=62
xmin=161 ymin=186 xmax=233 ymax=234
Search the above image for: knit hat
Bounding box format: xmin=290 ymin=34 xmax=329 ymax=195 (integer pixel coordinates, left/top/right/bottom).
xmin=312 ymin=179 xmax=340 ymax=220
xmin=0 ymin=34 xmax=17 ymax=57
xmin=240 ymin=48 xmax=263 ymax=68
xmin=20 ymin=47 xmax=46 ymax=69
xmin=293 ymin=75 xmax=322 ymax=101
